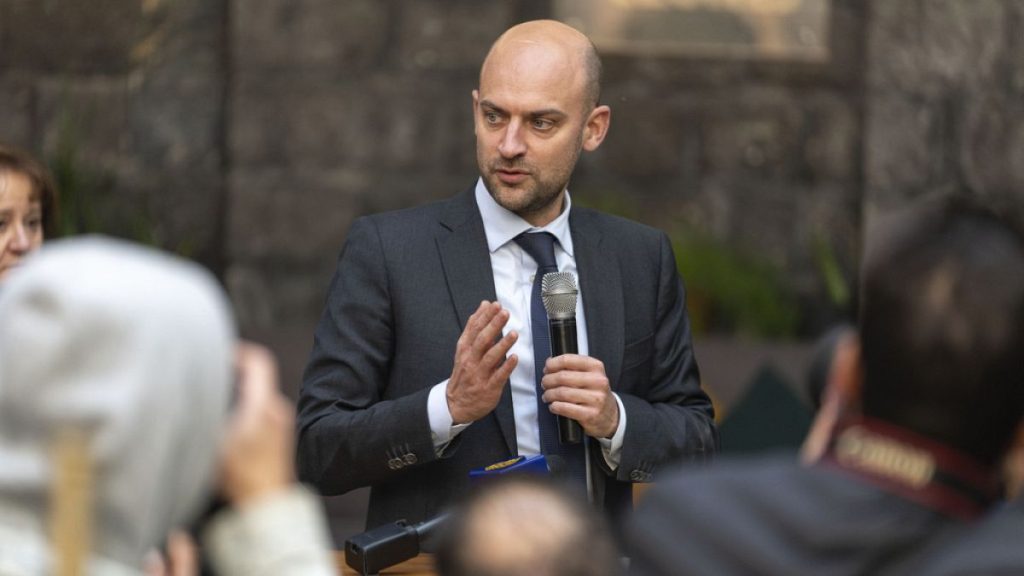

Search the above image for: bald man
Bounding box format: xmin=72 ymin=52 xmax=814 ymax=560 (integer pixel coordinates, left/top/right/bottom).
xmin=435 ymin=475 xmax=621 ymax=576
xmin=297 ymin=20 xmax=717 ymax=531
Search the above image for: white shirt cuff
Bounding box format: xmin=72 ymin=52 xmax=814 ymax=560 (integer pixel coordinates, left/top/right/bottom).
xmin=428 ymin=379 xmax=471 ymax=454
xmin=597 ymin=393 xmax=627 ymax=470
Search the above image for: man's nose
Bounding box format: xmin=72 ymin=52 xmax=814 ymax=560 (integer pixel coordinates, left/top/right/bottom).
xmin=498 ymin=120 xmax=527 ymax=159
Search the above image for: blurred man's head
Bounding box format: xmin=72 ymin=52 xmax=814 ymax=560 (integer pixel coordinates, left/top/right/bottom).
xmin=859 ymin=197 xmax=1024 ymax=466
xmin=435 ymin=475 xmax=620 ymax=576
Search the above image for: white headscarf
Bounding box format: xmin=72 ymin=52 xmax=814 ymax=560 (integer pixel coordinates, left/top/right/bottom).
xmin=0 ymin=237 xmax=235 ymax=572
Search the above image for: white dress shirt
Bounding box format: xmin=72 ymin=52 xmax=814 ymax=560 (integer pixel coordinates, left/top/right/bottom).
xmin=427 ymin=178 xmax=626 ymax=468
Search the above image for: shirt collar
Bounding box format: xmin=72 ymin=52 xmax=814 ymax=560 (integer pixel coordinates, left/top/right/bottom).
xmin=474 ymin=177 xmax=575 ymax=256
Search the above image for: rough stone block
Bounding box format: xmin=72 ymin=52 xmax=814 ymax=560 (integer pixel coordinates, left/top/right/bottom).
xmin=864 ymin=92 xmax=936 ymax=205
xmin=394 ymin=0 xmax=512 ymax=71
xmin=959 ymin=92 xmax=1024 ymax=195
xmin=0 ymin=80 xmax=34 ymax=148
xmin=799 ymin=92 xmax=859 ymax=184
xmin=699 ymin=90 xmax=805 ymax=182
xmin=920 ymin=0 xmax=1006 ymax=87
xmin=865 ymin=0 xmax=931 ymax=93
xmin=231 ymin=74 xmax=476 ymax=174
xmin=600 ymin=98 xmax=688 ymax=179
xmin=130 ymin=74 xmax=224 ymax=171
xmin=35 ymin=78 xmax=135 ymax=169
xmin=226 ymin=260 xmax=335 ymax=332
xmin=226 ymin=167 xmax=363 ymax=262
xmin=233 ymin=0 xmax=388 ymax=77
xmin=115 ymin=167 xmax=225 ymax=267
xmin=2 ymin=0 xmax=150 ymax=74
xmin=231 ymin=81 xmax=377 ymax=171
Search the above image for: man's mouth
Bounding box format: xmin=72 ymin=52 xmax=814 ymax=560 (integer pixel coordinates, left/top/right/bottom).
xmin=495 ymin=168 xmax=529 ymax=185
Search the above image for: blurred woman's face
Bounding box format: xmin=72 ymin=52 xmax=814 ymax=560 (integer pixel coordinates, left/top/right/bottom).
xmin=0 ymin=170 xmax=44 ymax=281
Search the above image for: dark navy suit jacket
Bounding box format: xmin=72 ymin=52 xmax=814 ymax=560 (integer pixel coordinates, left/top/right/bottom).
xmin=297 ymin=187 xmax=717 ymax=529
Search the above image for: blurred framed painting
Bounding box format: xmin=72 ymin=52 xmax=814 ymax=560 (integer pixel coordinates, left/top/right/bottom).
xmin=554 ymin=0 xmax=830 ymax=61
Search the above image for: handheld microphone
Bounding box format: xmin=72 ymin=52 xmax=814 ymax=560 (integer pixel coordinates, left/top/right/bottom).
xmin=541 ymin=272 xmax=583 ymax=445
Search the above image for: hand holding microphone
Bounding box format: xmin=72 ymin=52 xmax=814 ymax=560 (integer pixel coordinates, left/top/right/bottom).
xmin=540 ymin=273 xmax=620 ymax=442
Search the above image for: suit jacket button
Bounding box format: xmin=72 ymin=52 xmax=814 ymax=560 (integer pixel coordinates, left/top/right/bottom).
xmin=388 ymin=458 xmax=401 ymax=470
xmin=630 ymin=470 xmax=644 ymax=482
xmin=404 ymin=453 xmax=417 ymax=465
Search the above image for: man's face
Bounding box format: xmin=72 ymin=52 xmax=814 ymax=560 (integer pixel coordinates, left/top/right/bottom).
xmin=473 ymin=43 xmax=592 ymax=226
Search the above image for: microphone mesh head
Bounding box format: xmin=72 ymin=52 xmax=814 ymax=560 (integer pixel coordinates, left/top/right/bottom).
xmin=541 ymin=272 xmax=577 ymax=320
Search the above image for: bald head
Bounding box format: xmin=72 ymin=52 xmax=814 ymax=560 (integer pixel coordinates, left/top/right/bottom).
xmin=481 ymin=20 xmax=602 ymax=109
xmin=435 ymin=477 xmax=620 ymax=576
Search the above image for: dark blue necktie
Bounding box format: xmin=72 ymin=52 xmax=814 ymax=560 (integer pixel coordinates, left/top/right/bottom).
xmin=514 ymin=232 xmax=586 ymax=482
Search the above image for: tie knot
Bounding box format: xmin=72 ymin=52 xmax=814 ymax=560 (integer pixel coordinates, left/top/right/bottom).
xmin=514 ymin=232 xmax=558 ymax=271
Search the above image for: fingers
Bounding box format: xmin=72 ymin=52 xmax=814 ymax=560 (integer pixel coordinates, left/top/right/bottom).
xmin=234 ymin=342 xmax=279 ymax=404
xmin=222 ymin=342 xmax=295 ymax=504
xmin=541 ymin=375 xmax=607 ymax=405
xmin=540 ymin=354 xmax=618 ymax=438
xmin=491 ymin=352 xmax=519 ymax=388
xmin=448 ymin=301 xmax=518 ymax=424
xmin=143 ymin=531 xmax=198 ymax=576
xmin=543 ymin=354 xmax=603 ymax=375
xmin=468 ymin=302 xmax=510 ymax=354
xmin=166 ymin=531 xmax=198 ymax=576
xmin=456 ymin=300 xmax=491 ymax=349
xmin=457 ymin=301 xmax=516 ymax=372
xmin=541 ymin=355 xmax=607 ymax=389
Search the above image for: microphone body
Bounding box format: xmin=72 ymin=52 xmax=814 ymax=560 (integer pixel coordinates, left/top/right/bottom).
xmin=548 ymin=317 xmax=583 ymax=444
xmin=541 ymin=272 xmax=584 ymax=445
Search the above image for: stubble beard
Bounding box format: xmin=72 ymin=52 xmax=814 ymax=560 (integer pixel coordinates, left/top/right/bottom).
xmin=478 ymin=144 xmax=582 ymax=223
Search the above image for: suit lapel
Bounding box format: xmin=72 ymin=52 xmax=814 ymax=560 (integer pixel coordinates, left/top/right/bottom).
xmin=436 ymin=189 xmax=517 ymax=455
xmin=571 ymin=210 xmax=625 ymax=389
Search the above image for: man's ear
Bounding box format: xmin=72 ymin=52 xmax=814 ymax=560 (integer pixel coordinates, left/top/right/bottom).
xmin=582 ymin=105 xmax=611 ymax=152
xmin=471 ymin=89 xmax=480 ymax=136
xmin=801 ymin=332 xmax=863 ymax=464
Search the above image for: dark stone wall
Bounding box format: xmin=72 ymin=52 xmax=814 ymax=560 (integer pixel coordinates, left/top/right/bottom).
xmin=0 ymin=0 xmax=228 ymax=270
xmin=864 ymin=0 xmax=1024 ymax=222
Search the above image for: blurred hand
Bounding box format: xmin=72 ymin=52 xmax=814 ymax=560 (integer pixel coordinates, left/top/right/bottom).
xmin=447 ymin=301 xmax=518 ymax=424
xmin=144 ymin=531 xmax=197 ymax=576
xmin=541 ymin=354 xmax=619 ymax=439
xmin=219 ymin=342 xmax=295 ymax=506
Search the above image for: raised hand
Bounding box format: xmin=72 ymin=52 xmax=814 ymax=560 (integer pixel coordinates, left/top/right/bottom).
xmin=447 ymin=301 xmax=519 ymax=424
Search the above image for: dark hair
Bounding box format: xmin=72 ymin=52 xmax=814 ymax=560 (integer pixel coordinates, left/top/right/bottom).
xmin=859 ymin=195 xmax=1024 ymax=465
xmin=582 ymin=37 xmax=603 ymax=108
xmin=434 ymin=475 xmax=621 ymax=576
xmin=0 ymin=145 xmax=59 ymax=238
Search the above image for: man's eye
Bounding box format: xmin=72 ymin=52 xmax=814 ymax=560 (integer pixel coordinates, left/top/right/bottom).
xmin=532 ymin=118 xmax=554 ymax=130
xmin=484 ymin=112 xmax=501 ymax=124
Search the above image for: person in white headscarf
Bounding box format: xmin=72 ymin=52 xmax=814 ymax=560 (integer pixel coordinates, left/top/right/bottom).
xmin=0 ymin=237 xmax=337 ymax=576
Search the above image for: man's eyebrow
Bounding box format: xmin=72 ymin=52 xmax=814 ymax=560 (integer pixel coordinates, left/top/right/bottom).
xmin=529 ymin=109 xmax=567 ymax=119
xmin=479 ymin=99 xmax=506 ymax=113
xmin=478 ymin=100 xmax=566 ymax=118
